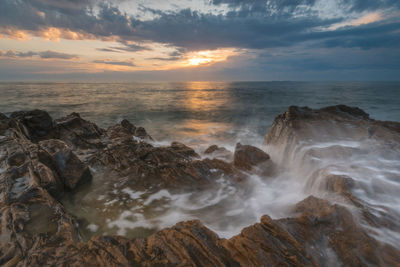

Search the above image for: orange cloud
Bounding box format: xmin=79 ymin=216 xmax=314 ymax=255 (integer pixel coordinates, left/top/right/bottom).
xmin=0 ymin=26 xmax=120 ymax=42
xmin=0 ymin=28 xmax=30 ymax=40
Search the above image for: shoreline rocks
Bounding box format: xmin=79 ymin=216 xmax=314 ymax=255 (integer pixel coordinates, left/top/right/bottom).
xmin=0 ymin=105 xmax=399 ymax=266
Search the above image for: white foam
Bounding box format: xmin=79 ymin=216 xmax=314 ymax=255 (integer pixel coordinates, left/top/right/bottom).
xmin=121 ymin=188 xmax=145 ymax=200
xmin=87 ymin=224 xmax=99 ymax=232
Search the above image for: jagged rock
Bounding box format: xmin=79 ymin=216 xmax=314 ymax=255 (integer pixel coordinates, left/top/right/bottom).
xmin=0 ymin=107 xmax=399 ymax=266
xmin=21 ymin=195 xmax=400 ymax=266
xmin=204 ymin=145 xmax=233 ymax=161
xmin=39 ymin=139 xmax=92 ymax=190
xmin=264 ymin=105 xmax=400 ymax=148
xmin=170 ymin=141 xmax=199 ymax=158
xmin=10 ymin=110 xmax=54 ymax=141
xmin=107 ymin=119 xmax=153 ymax=141
xmin=233 ymin=143 xmax=270 ymax=171
xmin=54 ymin=112 xmax=105 ymax=149
xmin=0 ymin=113 xmax=9 ymax=135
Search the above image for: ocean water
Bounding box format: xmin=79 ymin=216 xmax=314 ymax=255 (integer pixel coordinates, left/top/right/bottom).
xmin=1 ymin=81 xmax=399 ymax=147
xmin=1 ymin=81 xmax=400 ymax=242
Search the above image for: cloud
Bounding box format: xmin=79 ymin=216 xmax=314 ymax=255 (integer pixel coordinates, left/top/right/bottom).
xmin=97 ymin=42 xmax=150 ymax=53
xmin=0 ymin=0 xmax=399 ymax=81
xmin=0 ymin=0 xmax=399 ymax=58
xmin=339 ymin=0 xmax=400 ymax=12
xmin=97 ymin=48 xmax=122 ymax=53
xmin=38 ymin=50 xmax=79 ymax=59
xmin=149 ymin=56 xmax=181 ymax=61
xmin=211 ymin=0 xmax=317 ymax=12
xmin=0 ymin=49 xmax=78 ymax=59
xmin=1 ymin=0 xmax=399 ymax=52
xmin=93 ymin=59 xmax=135 ymax=66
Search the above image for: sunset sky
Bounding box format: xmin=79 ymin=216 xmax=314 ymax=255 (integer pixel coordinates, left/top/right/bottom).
xmin=0 ymin=0 xmax=399 ymax=81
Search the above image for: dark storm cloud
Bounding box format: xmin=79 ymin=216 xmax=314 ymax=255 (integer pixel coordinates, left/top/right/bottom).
xmin=0 ymin=50 xmax=78 ymax=59
xmin=211 ymin=0 xmax=317 ymax=11
xmin=134 ymin=8 xmax=341 ymax=50
xmin=211 ymin=0 xmax=399 ymax=12
xmin=0 ymin=0 xmax=399 ymax=52
xmin=339 ymin=0 xmax=400 ymax=12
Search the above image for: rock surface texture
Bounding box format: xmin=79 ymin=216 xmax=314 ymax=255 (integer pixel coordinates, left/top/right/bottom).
xmin=0 ymin=105 xmax=399 ymax=266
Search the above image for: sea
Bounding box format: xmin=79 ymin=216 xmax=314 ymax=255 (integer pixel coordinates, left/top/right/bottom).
xmin=1 ymin=81 xmax=399 ymax=241
xmin=1 ymin=81 xmax=399 ymax=147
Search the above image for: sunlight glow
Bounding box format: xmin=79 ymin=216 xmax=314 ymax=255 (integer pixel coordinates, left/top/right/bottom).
xmin=185 ymin=49 xmax=238 ymax=67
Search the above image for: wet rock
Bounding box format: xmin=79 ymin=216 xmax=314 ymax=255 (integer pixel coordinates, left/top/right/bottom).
xmin=233 ymin=143 xmax=270 ymax=171
xmin=0 ymin=113 xmax=9 ymax=135
xmin=54 ymin=112 xmax=105 ymax=149
xmin=7 ymin=150 xmax=26 ymax=167
xmin=170 ymin=141 xmax=199 ymax=158
xmin=107 ymin=119 xmax=153 ymax=141
xmin=1 ymin=106 xmax=399 ymax=266
xmin=264 ymin=105 xmax=400 ymax=149
xmin=10 ymin=110 xmax=54 ymax=142
xmin=39 ymin=139 xmax=92 ymax=190
xmin=291 ymin=196 xmax=400 ymax=266
xmin=204 ymin=144 xmax=219 ymax=154
xmin=204 ymin=145 xmax=233 ymax=161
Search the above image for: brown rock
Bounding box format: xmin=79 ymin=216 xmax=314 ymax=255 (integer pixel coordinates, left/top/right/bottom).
xmin=54 ymin=112 xmax=105 ymax=149
xmin=1 ymin=107 xmax=399 ymax=266
xmin=107 ymin=119 xmax=153 ymax=141
xmin=170 ymin=141 xmax=199 ymax=158
xmin=10 ymin=110 xmax=54 ymax=141
xmin=204 ymin=145 xmax=233 ymax=161
xmin=39 ymin=139 xmax=92 ymax=190
xmin=0 ymin=113 xmax=9 ymax=135
xmin=233 ymin=143 xmax=270 ymax=171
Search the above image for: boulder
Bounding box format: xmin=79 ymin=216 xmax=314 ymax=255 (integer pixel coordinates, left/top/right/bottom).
xmin=233 ymin=143 xmax=270 ymax=171
xmin=107 ymin=119 xmax=153 ymax=141
xmin=1 ymin=106 xmax=399 ymax=266
xmin=39 ymin=139 xmax=92 ymax=190
xmin=170 ymin=141 xmax=199 ymax=158
xmin=10 ymin=110 xmax=54 ymax=141
xmin=54 ymin=112 xmax=105 ymax=149
xmin=204 ymin=145 xmax=233 ymax=161
xmin=0 ymin=113 xmax=9 ymax=135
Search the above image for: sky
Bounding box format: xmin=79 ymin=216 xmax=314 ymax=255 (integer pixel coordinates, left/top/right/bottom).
xmin=0 ymin=0 xmax=399 ymax=81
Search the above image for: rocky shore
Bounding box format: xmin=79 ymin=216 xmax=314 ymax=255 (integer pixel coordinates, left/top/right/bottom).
xmin=0 ymin=105 xmax=399 ymax=266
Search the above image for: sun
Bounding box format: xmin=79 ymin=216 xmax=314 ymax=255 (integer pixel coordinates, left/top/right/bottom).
xmin=185 ymin=49 xmax=238 ymax=67
xmin=188 ymin=56 xmax=213 ymax=66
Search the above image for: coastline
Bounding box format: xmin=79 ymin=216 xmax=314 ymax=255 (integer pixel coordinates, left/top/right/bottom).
xmin=0 ymin=105 xmax=400 ymax=266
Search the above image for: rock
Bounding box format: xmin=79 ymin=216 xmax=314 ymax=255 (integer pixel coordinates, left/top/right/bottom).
xmin=204 ymin=145 xmax=233 ymax=161
xmin=54 ymin=112 xmax=105 ymax=149
xmin=0 ymin=113 xmax=9 ymax=135
xmin=107 ymin=119 xmax=153 ymax=141
xmin=204 ymin=145 xmax=219 ymax=154
xmin=7 ymin=150 xmax=26 ymax=167
xmin=134 ymin=126 xmax=153 ymax=140
xmin=23 ymin=195 xmax=399 ymax=266
xmin=39 ymin=139 xmax=92 ymax=190
xmin=10 ymin=110 xmax=54 ymax=141
xmin=170 ymin=141 xmax=199 ymax=158
xmin=233 ymin=143 xmax=270 ymax=171
xmin=1 ymin=106 xmax=399 ymax=266
xmin=264 ymin=105 xmax=400 ymax=149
